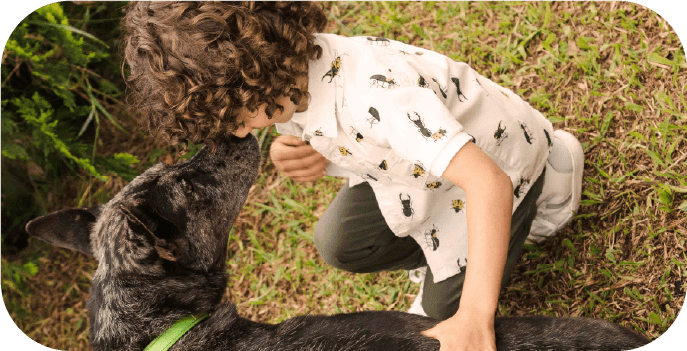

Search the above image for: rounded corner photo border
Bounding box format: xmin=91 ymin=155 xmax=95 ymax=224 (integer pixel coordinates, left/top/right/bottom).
xmin=0 ymin=0 xmax=687 ymax=351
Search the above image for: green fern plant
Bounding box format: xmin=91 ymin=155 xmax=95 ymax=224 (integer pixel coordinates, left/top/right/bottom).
xmin=1 ymin=2 xmax=137 ymax=250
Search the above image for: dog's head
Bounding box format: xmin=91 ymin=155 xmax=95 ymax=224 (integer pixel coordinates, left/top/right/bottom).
xmin=26 ymin=134 xmax=261 ymax=273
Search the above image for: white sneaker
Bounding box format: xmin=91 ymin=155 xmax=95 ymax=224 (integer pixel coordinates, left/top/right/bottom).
xmin=407 ymin=267 xmax=427 ymax=316
xmin=528 ymin=130 xmax=584 ymax=243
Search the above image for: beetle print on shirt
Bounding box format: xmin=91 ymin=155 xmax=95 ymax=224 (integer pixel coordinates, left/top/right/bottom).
xmin=474 ymin=78 xmax=489 ymax=96
xmin=494 ymin=121 xmax=508 ymax=146
xmin=423 ymin=224 xmax=440 ymax=251
xmin=456 ymin=257 xmax=467 ymax=274
xmin=431 ymin=78 xmax=448 ymax=99
xmin=412 ymin=162 xmax=427 ymax=178
xmin=425 ymin=180 xmax=442 ymax=190
xmin=367 ymin=107 xmax=381 ymax=127
xmin=544 ymin=129 xmax=553 ymax=150
xmin=379 ymin=160 xmax=388 ymax=170
xmin=338 ymin=146 xmax=353 ymax=156
xmin=514 ymin=177 xmax=530 ymax=198
xmin=350 ymin=127 xmax=364 ymax=143
xmin=418 ymin=75 xmax=431 ymax=89
xmin=518 ymin=120 xmax=535 ymax=145
xmin=451 ymin=199 xmax=465 ymax=213
xmin=361 ymin=173 xmax=378 ymax=182
xmin=408 ymin=112 xmax=433 ymax=140
xmin=400 ymin=193 xmax=414 ymax=218
xmin=321 ymin=51 xmax=347 ymax=83
xmin=431 ymin=128 xmax=447 ymax=142
xmin=450 ymin=77 xmax=468 ymax=102
xmin=366 ymin=37 xmax=391 ymax=46
xmin=370 ymin=74 xmax=398 ymax=88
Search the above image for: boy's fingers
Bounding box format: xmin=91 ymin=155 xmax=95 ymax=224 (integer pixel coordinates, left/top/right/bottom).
xmin=278 ymin=153 xmax=327 ymax=173
xmin=283 ymin=164 xmax=327 ymax=179
xmin=271 ymin=140 xmax=319 ymax=161
xmin=272 ymin=145 xmax=326 ymax=169
xmin=274 ymin=134 xmax=306 ymax=147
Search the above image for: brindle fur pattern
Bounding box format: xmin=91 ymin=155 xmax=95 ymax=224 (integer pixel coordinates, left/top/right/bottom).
xmin=27 ymin=135 xmax=650 ymax=350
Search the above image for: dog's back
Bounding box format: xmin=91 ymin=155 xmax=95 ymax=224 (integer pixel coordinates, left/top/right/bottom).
xmin=26 ymin=135 xmax=650 ymax=351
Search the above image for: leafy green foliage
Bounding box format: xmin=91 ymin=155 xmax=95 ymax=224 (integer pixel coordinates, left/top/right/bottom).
xmin=2 ymin=2 xmax=136 ymax=183
xmin=1 ymin=2 xmax=137 ymax=254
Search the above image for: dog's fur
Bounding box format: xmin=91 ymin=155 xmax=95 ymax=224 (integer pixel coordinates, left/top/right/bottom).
xmin=26 ymin=135 xmax=650 ymax=350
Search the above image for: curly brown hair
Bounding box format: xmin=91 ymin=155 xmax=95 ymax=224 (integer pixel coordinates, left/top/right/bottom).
xmin=122 ymin=1 xmax=327 ymax=148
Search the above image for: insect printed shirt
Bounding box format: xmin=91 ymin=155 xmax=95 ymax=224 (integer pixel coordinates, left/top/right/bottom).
xmin=276 ymin=33 xmax=554 ymax=283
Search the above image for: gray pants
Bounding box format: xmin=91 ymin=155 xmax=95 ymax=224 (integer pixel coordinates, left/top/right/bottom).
xmin=313 ymin=170 xmax=545 ymax=320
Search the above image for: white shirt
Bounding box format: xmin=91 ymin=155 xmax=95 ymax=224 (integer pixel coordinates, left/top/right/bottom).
xmin=276 ymin=33 xmax=554 ymax=283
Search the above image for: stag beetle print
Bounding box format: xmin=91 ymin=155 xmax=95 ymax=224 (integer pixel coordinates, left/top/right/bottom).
xmin=457 ymin=257 xmax=467 ymax=274
xmin=494 ymin=121 xmax=508 ymax=146
xmin=408 ymin=112 xmax=432 ymax=139
xmin=400 ymin=193 xmax=414 ymax=218
xmin=450 ymin=77 xmax=468 ymax=102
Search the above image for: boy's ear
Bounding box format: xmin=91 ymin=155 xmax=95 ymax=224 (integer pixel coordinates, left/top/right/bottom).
xmin=119 ymin=203 xmax=185 ymax=262
xmin=25 ymin=207 xmax=99 ymax=256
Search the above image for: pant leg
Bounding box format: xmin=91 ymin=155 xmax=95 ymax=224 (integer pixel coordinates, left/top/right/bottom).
xmin=421 ymin=169 xmax=546 ymax=320
xmin=313 ymin=181 xmax=427 ymax=273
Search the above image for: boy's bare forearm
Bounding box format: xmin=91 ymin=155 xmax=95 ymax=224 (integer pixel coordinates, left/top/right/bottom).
xmin=460 ymin=173 xmax=512 ymax=316
xmin=440 ymin=142 xmax=513 ymax=316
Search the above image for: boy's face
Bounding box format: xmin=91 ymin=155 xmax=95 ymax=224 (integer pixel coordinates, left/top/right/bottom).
xmin=233 ymin=78 xmax=308 ymax=138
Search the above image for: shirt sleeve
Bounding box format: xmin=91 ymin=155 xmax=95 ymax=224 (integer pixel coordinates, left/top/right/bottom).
xmin=369 ymin=86 xmax=473 ymax=177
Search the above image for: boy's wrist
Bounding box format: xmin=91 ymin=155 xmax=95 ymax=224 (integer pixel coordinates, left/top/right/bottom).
xmin=454 ymin=305 xmax=496 ymax=325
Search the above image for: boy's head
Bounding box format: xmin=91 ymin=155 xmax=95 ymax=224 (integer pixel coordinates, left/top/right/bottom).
xmin=122 ymin=1 xmax=327 ymax=147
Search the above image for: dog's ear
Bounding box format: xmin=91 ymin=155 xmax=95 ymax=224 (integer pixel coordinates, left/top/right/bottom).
xmin=25 ymin=207 xmax=99 ymax=256
xmin=119 ymin=203 xmax=187 ymax=262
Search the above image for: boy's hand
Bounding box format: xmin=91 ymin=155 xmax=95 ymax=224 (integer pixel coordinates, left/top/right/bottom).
xmin=270 ymin=135 xmax=328 ymax=182
xmin=421 ymin=308 xmax=496 ymax=351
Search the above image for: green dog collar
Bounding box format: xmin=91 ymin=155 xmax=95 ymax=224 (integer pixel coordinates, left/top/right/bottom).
xmin=144 ymin=312 xmax=210 ymax=351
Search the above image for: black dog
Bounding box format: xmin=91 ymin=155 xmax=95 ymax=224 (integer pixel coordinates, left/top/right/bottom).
xmin=26 ymin=135 xmax=650 ymax=350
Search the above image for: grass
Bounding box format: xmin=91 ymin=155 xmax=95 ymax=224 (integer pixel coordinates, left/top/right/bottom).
xmin=2 ymin=2 xmax=685 ymax=350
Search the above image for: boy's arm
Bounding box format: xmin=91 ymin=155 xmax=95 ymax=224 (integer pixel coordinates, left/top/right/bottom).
xmin=422 ymin=142 xmax=513 ymax=351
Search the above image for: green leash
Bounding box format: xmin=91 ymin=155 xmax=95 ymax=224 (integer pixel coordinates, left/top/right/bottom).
xmin=144 ymin=312 xmax=210 ymax=351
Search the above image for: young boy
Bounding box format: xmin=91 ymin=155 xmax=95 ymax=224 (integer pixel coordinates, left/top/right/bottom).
xmin=123 ymin=2 xmax=584 ymax=350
